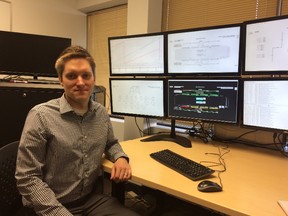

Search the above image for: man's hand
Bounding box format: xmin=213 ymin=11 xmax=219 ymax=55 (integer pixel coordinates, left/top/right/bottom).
xmin=110 ymin=157 xmax=132 ymax=182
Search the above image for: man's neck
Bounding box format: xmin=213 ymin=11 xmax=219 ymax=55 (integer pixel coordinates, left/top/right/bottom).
xmin=65 ymin=95 xmax=89 ymax=110
xmin=73 ymin=107 xmax=88 ymax=116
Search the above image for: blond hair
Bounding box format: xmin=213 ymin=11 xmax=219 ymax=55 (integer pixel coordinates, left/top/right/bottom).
xmin=55 ymin=45 xmax=96 ymax=80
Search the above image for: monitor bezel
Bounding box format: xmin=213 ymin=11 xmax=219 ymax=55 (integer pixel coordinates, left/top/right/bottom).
xmin=0 ymin=30 xmax=71 ymax=78
xmin=108 ymin=32 xmax=166 ymax=76
xmin=242 ymin=15 xmax=288 ymax=75
xmin=109 ymin=78 xmax=167 ymax=118
xmin=166 ymin=77 xmax=240 ymax=124
xmin=166 ymin=23 xmax=242 ymax=77
xmin=240 ymin=77 xmax=288 ymax=132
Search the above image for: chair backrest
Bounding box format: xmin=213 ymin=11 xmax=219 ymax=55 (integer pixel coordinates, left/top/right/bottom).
xmin=0 ymin=141 xmax=22 ymax=216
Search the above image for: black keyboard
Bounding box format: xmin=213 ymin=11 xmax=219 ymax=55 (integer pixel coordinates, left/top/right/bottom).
xmin=150 ymin=149 xmax=214 ymax=181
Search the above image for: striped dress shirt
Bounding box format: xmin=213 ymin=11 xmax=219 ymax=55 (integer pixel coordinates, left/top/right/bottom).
xmin=15 ymin=94 xmax=128 ymax=216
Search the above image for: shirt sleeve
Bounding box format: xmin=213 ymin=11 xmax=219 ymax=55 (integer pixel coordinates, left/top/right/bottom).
xmin=104 ymin=115 xmax=129 ymax=162
xmin=15 ymin=108 xmax=73 ymax=216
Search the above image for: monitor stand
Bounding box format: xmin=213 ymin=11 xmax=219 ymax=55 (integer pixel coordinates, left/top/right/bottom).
xmin=141 ymin=119 xmax=192 ymax=148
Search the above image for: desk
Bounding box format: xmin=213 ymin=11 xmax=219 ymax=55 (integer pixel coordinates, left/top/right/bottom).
xmin=102 ymin=137 xmax=288 ymax=216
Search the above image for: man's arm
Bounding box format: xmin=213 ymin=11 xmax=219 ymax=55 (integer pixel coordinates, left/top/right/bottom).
xmin=15 ymin=109 xmax=72 ymax=216
xmin=104 ymin=116 xmax=132 ymax=182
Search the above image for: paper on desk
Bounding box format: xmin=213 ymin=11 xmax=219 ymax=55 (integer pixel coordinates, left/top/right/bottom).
xmin=278 ymin=200 xmax=288 ymax=216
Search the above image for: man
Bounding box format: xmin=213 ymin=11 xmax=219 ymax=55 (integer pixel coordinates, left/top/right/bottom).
xmin=15 ymin=45 xmax=139 ymax=216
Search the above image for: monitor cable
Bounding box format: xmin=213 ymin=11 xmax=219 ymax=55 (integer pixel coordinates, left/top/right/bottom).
xmin=200 ymin=143 xmax=230 ymax=189
xmin=212 ymin=130 xmax=288 ymax=158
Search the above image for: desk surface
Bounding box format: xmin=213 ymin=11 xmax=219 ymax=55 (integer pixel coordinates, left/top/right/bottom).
xmin=102 ymin=136 xmax=288 ymax=216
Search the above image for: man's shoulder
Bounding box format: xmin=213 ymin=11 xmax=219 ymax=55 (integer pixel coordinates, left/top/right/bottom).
xmin=32 ymin=97 xmax=61 ymax=112
xmin=90 ymin=100 xmax=106 ymax=111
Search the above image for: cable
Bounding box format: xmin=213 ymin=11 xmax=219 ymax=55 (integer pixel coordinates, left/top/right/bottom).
xmin=145 ymin=118 xmax=152 ymax=135
xmin=200 ymin=143 xmax=230 ymax=189
xmin=134 ymin=117 xmax=154 ymax=137
xmin=214 ymin=129 xmax=258 ymax=142
xmin=274 ymin=132 xmax=288 ymax=157
xmin=134 ymin=117 xmax=144 ymax=137
xmin=188 ymin=121 xmax=213 ymax=143
xmin=212 ymin=130 xmax=288 ymax=158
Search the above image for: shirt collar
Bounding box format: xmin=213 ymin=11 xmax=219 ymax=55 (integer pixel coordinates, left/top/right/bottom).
xmin=59 ymin=94 xmax=98 ymax=115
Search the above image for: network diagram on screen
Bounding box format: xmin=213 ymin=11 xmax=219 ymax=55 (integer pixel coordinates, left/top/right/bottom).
xmin=168 ymin=79 xmax=239 ymax=123
xmin=245 ymin=18 xmax=288 ymax=72
xmin=110 ymin=79 xmax=164 ymax=117
xmin=168 ymin=26 xmax=240 ymax=74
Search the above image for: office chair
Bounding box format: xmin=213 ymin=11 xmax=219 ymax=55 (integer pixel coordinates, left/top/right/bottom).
xmin=0 ymin=140 xmax=106 ymax=215
xmin=0 ymin=141 xmax=23 ymax=216
xmin=91 ymin=85 xmax=106 ymax=107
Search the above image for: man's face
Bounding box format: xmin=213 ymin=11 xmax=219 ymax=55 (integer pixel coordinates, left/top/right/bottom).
xmin=60 ymin=58 xmax=95 ymax=108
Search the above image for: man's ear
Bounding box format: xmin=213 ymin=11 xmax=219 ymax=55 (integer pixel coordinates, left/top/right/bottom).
xmin=58 ymin=76 xmax=63 ymax=85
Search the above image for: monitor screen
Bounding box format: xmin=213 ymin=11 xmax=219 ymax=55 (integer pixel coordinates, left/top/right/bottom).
xmin=109 ymin=78 xmax=165 ymax=117
xmin=167 ymin=24 xmax=241 ymax=76
xmin=108 ymin=33 xmax=165 ymax=76
xmin=243 ymin=15 xmax=288 ymax=75
xmin=242 ymin=79 xmax=288 ymax=131
xmin=0 ymin=30 xmax=71 ymax=77
xmin=167 ymin=79 xmax=239 ymax=123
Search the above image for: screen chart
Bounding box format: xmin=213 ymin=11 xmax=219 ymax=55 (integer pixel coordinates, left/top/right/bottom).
xmin=168 ymin=79 xmax=239 ymax=123
xmin=109 ymin=35 xmax=164 ymax=75
xmin=245 ymin=17 xmax=288 ymax=72
xmin=243 ymin=80 xmax=288 ymax=131
xmin=110 ymin=79 xmax=165 ymax=117
xmin=168 ymin=26 xmax=240 ymax=74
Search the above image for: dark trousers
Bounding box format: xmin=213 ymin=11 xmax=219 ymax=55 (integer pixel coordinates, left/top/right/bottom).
xmin=14 ymin=207 xmax=37 ymax=216
xmin=67 ymin=194 xmax=139 ymax=216
xmin=15 ymin=194 xmax=139 ymax=216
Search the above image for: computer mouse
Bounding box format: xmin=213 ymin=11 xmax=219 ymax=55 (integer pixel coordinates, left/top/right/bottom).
xmin=197 ymin=180 xmax=222 ymax=192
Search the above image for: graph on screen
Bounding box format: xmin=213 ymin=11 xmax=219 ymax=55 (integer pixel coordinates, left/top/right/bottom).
xmin=109 ymin=34 xmax=164 ymax=75
xmin=167 ymin=25 xmax=240 ymax=74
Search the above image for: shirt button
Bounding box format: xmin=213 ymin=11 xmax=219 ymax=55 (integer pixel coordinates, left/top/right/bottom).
xmin=84 ymin=154 xmax=88 ymax=158
xmin=84 ymin=135 xmax=87 ymax=139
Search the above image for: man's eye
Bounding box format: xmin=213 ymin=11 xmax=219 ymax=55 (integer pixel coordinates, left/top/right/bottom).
xmin=66 ymin=74 xmax=77 ymax=80
xmin=82 ymin=73 xmax=92 ymax=80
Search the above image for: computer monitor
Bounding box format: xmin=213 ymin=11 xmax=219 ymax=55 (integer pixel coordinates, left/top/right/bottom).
xmin=242 ymin=78 xmax=288 ymax=131
xmin=0 ymin=30 xmax=71 ymax=78
xmin=167 ymin=24 xmax=241 ymax=76
xmin=109 ymin=78 xmax=165 ymax=118
xmin=108 ymin=33 xmax=165 ymax=76
xmin=243 ymin=15 xmax=288 ymax=75
xmin=167 ymin=79 xmax=239 ymax=123
xmin=109 ymin=78 xmax=192 ymax=147
xmin=141 ymin=79 xmax=239 ymax=148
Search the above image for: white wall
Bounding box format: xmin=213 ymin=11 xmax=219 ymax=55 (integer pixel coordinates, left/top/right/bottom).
xmin=1 ymin=0 xmax=87 ymax=47
xmin=0 ymin=1 xmax=11 ymax=31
